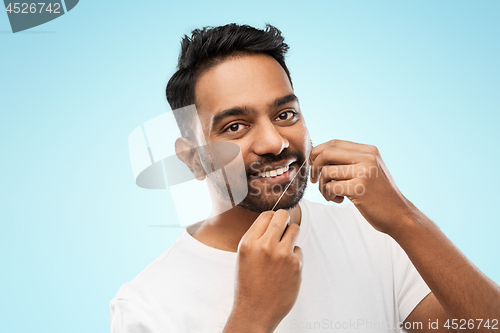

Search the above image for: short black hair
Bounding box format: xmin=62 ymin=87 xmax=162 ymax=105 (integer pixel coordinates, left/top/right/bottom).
xmin=166 ymin=23 xmax=292 ymax=141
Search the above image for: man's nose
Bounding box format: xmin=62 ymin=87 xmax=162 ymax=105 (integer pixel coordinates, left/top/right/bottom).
xmin=251 ymin=120 xmax=289 ymax=156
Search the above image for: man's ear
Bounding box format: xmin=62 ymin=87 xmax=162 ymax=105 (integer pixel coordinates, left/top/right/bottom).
xmin=174 ymin=137 xmax=207 ymax=181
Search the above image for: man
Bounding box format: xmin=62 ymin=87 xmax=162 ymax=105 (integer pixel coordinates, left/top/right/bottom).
xmin=110 ymin=24 xmax=500 ymax=332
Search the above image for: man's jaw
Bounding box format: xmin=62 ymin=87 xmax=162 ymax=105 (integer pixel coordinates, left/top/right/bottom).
xmin=237 ymin=165 xmax=309 ymax=213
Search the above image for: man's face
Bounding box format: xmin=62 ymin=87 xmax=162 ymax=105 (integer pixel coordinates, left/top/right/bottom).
xmin=194 ymin=53 xmax=311 ymax=212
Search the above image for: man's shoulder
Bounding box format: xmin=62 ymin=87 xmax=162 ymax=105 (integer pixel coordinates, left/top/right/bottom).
xmin=112 ymin=236 xmax=190 ymax=301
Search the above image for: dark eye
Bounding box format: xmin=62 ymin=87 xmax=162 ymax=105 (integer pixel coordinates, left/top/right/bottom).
xmin=226 ymin=123 xmax=244 ymax=132
xmin=276 ymin=111 xmax=297 ymax=121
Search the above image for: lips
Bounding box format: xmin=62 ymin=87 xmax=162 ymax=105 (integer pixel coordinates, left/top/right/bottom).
xmin=247 ymin=162 xmax=301 ymax=186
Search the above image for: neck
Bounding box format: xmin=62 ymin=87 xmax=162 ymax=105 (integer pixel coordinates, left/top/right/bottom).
xmin=189 ymin=203 xmax=302 ymax=253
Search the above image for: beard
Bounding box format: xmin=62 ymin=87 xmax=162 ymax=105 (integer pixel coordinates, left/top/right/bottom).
xmin=201 ymin=141 xmax=311 ymax=214
xmin=237 ymin=165 xmax=309 ymax=213
xmin=236 ymin=146 xmax=310 ymax=213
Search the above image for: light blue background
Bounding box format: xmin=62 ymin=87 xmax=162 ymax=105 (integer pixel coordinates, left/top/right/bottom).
xmin=1 ymin=1 xmax=499 ymax=332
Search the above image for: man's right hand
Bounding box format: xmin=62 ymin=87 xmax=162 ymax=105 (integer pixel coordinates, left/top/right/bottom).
xmin=224 ymin=209 xmax=303 ymax=333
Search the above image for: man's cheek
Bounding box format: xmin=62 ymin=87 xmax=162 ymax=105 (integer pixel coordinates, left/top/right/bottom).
xmin=247 ymin=161 xmax=261 ymax=175
xmin=248 ymin=181 xmax=261 ymax=196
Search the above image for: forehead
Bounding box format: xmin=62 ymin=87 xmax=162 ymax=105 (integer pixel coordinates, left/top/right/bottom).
xmin=194 ymin=54 xmax=293 ymax=119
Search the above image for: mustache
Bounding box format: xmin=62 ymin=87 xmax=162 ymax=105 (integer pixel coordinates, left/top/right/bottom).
xmin=245 ymin=149 xmax=306 ymax=175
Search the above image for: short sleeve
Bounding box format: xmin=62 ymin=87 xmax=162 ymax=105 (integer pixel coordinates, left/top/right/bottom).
xmin=110 ymin=295 xmax=171 ymax=333
xmin=390 ymin=238 xmax=432 ymax=322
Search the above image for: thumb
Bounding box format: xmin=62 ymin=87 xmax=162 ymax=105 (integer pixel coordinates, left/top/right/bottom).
xmin=293 ymin=246 xmax=303 ymax=270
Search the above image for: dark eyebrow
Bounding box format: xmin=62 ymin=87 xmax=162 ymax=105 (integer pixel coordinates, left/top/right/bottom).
xmin=211 ymin=107 xmax=254 ymax=131
xmin=271 ymin=94 xmax=299 ymax=108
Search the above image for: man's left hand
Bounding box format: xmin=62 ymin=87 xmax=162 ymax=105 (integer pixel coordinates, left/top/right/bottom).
xmin=309 ymin=139 xmax=415 ymax=235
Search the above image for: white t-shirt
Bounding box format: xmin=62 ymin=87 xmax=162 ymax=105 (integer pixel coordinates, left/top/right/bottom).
xmin=110 ymin=199 xmax=431 ymax=333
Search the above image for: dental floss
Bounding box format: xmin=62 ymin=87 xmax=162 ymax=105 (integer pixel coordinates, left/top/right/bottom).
xmin=271 ymin=158 xmax=309 ymax=211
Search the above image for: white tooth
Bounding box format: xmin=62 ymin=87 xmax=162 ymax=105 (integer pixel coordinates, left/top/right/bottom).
xmin=257 ymin=165 xmax=291 ymax=178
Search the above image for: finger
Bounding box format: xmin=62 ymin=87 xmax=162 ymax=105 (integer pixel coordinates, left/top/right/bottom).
xmin=331 ymin=196 xmax=345 ymax=204
xmin=261 ymin=209 xmax=290 ymax=243
xmin=318 ymin=165 xmax=358 ymax=200
xmin=318 ymin=165 xmax=356 ymax=186
xmin=279 ymin=223 xmax=289 ymax=242
xmin=319 ymin=183 xmax=345 ymax=203
xmin=310 ymin=140 xmax=338 ymax=161
xmin=293 ymin=246 xmax=303 ymax=270
xmin=310 ymin=148 xmax=369 ymax=183
xmin=280 ymin=222 xmax=300 ymax=250
xmin=333 ymin=141 xmax=379 ymax=155
xmin=243 ymin=211 xmax=275 ymax=240
xmin=310 ymin=140 xmax=377 ymax=160
xmin=321 ymin=179 xmax=358 ymax=200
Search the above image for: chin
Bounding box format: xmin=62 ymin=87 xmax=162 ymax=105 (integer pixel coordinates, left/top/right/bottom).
xmin=237 ymin=180 xmax=308 ymax=213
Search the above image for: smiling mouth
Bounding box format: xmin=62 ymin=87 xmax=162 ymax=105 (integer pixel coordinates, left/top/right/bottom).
xmin=248 ymin=161 xmax=296 ymax=179
xmin=255 ymin=165 xmax=289 ymax=178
